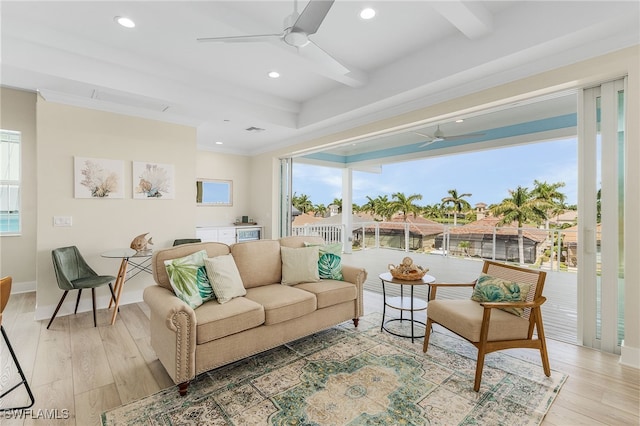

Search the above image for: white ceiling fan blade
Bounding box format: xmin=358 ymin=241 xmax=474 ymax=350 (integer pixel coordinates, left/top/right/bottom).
xmin=298 ymin=40 xmax=351 ymax=77
xmin=440 ymin=132 xmax=486 ymax=141
xmin=413 ymin=131 xmax=442 ymax=147
xmin=197 ymin=33 xmax=282 ymax=43
xmin=292 ymin=0 xmax=335 ymax=35
xmin=419 ymin=140 xmax=438 ymax=148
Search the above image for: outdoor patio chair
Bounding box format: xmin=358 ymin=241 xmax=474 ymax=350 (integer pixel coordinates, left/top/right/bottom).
xmin=422 ymin=260 xmax=550 ymax=391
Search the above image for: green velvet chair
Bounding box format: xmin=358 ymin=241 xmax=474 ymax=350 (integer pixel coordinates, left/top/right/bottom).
xmin=48 ymin=246 xmax=117 ymax=329
xmin=172 ymin=238 xmax=201 ymax=246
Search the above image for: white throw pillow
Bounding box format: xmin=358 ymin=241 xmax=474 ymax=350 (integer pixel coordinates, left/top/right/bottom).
xmin=204 ymin=254 xmax=246 ymax=304
xmin=280 ymin=246 xmax=320 ymax=285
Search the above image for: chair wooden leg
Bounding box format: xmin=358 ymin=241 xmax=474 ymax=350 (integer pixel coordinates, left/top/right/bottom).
xmin=534 ymin=308 xmax=551 ymax=376
xmin=474 ymin=349 xmax=486 ymax=392
xmin=47 ymin=291 xmax=69 ymax=329
xmin=474 ymin=307 xmax=492 ymax=392
xmin=92 ymin=288 xmax=97 ymax=327
xmin=74 ymin=289 xmax=82 ymax=314
xmin=0 ymin=326 xmax=35 ymax=410
xmin=422 ymin=318 xmax=433 ymax=353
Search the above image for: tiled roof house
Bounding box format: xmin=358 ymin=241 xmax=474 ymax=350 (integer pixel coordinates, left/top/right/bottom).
xmin=435 ymin=217 xmax=548 ymax=264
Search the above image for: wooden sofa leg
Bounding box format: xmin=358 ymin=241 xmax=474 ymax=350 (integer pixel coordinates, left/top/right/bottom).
xmin=352 ymin=318 xmax=359 ymax=327
xmin=178 ymin=381 xmax=190 ymax=396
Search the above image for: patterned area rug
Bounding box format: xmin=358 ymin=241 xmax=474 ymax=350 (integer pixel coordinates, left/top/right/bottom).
xmin=102 ymin=313 xmax=567 ymax=425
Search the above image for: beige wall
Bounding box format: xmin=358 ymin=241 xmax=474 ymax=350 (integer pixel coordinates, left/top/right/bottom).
xmin=34 ymin=100 xmax=200 ymax=320
xmin=0 ymin=88 xmax=37 ymax=290
xmin=195 ymin=151 xmax=252 ymax=227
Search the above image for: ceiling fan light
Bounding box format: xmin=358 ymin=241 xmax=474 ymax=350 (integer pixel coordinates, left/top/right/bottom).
xmin=284 ymin=31 xmax=309 ymax=47
xmin=114 ymin=16 xmax=135 ymax=28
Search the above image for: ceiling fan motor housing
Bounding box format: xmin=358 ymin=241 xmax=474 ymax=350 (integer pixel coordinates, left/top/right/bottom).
xmin=283 ymin=12 xmax=309 ymax=47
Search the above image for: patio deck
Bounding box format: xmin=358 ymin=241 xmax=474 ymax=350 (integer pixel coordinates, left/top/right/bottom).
xmin=344 ymin=248 xmax=578 ymax=344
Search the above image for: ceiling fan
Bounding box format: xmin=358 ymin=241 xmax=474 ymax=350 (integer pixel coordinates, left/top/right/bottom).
xmin=414 ymin=125 xmax=485 ymax=147
xmin=197 ymin=0 xmax=352 ymax=77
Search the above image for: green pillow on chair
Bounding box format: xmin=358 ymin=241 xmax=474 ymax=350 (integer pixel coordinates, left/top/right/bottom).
xmin=471 ymin=273 xmax=532 ymax=317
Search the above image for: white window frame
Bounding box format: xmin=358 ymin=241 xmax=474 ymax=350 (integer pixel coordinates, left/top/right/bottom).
xmin=0 ymin=129 xmax=22 ymax=235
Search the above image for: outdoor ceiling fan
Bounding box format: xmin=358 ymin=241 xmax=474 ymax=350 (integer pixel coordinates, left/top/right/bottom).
xmin=197 ymin=0 xmax=352 ymax=76
xmin=414 ymin=125 xmax=485 ymax=147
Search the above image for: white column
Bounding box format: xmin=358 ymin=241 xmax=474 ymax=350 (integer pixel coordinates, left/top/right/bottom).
xmin=342 ymin=168 xmax=353 ymax=254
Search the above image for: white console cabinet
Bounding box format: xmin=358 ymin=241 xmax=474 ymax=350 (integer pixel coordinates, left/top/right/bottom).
xmin=196 ymin=225 xmax=262 ymax=244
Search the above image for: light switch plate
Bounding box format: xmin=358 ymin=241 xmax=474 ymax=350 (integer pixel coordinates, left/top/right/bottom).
xmin=53 ymin=216 xmax=72 ymax=227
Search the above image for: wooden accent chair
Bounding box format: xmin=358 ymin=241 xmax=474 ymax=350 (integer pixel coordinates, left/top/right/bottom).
xmin=423 ymin=260 xmax=550 ymax=391
xmin=49 ymin=246 xmax=117 ymax=329
xmin=0 ymin=276 xmax=35 ymax=410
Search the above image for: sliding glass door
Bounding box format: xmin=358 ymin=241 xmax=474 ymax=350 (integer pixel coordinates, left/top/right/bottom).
xmin=579 ymin=78 xmax=626 ymax=353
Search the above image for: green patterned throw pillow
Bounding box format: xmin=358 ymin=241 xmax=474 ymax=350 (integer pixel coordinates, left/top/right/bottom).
xmin=471 ymin=273 xmax=532 ymax=317
xmin=164 ymin=249 xmax=215 ymax=309
xmin=304 ymin=242 xmax=343 ymax=281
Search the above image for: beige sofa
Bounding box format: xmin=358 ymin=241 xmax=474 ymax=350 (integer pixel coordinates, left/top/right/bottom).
xmin=143 ymin=236 xmax=367 ymax=395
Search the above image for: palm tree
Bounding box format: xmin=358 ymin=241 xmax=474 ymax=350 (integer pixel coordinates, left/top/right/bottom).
xmin=361 ymin=196 xmax=377 ymax=216
xmin=422 ymin=203 xmax=443 ymax=220
xmin=389 ymin=192 xmax=423 ymax=221
xmin=292 ymin=193 xmax=314 ymax=214
xmin=361 ymin=195 xmax=393 ymax=220
xmin=314 ymin=203 xmax=327 ymax=217
xmin=531 ymin=180 xmax=566 ymax=229
xmin=441 ymin=189 xmax=472 ymax=226
xmin=490 ymin=186 xmax=548 ymax=264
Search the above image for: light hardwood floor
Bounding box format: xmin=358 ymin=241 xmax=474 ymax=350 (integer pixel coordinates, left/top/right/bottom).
xmin=1 ymin=291 xmax=638 ymax=425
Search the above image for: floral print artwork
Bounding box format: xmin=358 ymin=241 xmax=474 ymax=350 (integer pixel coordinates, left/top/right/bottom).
xmin=74 ymin=157 xmax=124 ymax=198
xmin=133 ymin=162 xmax=175 ymax=199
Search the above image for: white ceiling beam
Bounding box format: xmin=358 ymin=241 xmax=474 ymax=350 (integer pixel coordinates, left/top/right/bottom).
xmin=430 ymin=1 xmax=493 ymax=39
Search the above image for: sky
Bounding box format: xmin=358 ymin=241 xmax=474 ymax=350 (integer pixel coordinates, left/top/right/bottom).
xmin=293 ymin=137 xmax=578 ymax=208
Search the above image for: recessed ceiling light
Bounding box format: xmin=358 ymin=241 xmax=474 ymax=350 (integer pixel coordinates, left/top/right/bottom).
xmin=115 ymin=16 xmax=135 ymax=28
xmin=267 ymin=71 xmax=280 ymax=79
xmin=215 ymin=141 xmax=223 ymax=145
xmin=456 ymin=119 xmax=464 ymax=123
xmin=360 ymin=8 xmax=376 ymax=20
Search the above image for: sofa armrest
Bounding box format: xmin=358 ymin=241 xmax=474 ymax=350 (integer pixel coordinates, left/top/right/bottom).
xmin=143 ymin=285 xmax=197 ymax=385
xmin=341 ymin=264 xmax=367 ymax=318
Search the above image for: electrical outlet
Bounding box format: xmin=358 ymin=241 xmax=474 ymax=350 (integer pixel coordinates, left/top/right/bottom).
xmin=53 ymin=216 xmax=73 ymax=227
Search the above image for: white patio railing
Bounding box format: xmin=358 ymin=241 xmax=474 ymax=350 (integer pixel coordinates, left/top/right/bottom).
xmin=293 ymin=221 xmax=579 ymax=272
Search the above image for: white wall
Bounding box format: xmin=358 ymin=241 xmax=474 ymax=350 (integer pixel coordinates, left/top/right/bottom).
xmin=34 ymin=99 xmax=199 ymax=320
xmin=0 ymin=88 xmax=37 ymax=291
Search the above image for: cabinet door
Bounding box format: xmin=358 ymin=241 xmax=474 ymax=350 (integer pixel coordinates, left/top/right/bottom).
xmin=218 ymin=228 xmax=237 ymax=244
xmin=196 ymin=228 xmax=218 ymax=242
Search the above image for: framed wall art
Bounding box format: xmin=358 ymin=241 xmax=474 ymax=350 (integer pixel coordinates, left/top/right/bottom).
xmin=133 ymin=161 xmax=175 ymax=199
xmin=74 ymin=157 xmax=124 ymax=199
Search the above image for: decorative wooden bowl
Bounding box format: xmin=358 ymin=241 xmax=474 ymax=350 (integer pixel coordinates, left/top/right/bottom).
xmin=388 ymin=256 xmax=428 ymax=281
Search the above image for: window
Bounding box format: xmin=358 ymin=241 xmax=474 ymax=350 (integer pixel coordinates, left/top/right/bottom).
xmin=0 ymin=130 xmax=21 ymax=234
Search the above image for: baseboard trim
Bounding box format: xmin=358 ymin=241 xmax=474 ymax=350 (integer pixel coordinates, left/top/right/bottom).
xmin=620 ymin=340 xmax=640 ymax=369
xmin=34 ymin=289 xmax=145 ymax=322
xmin=10 ymin=280 xmax=37 ymax=293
